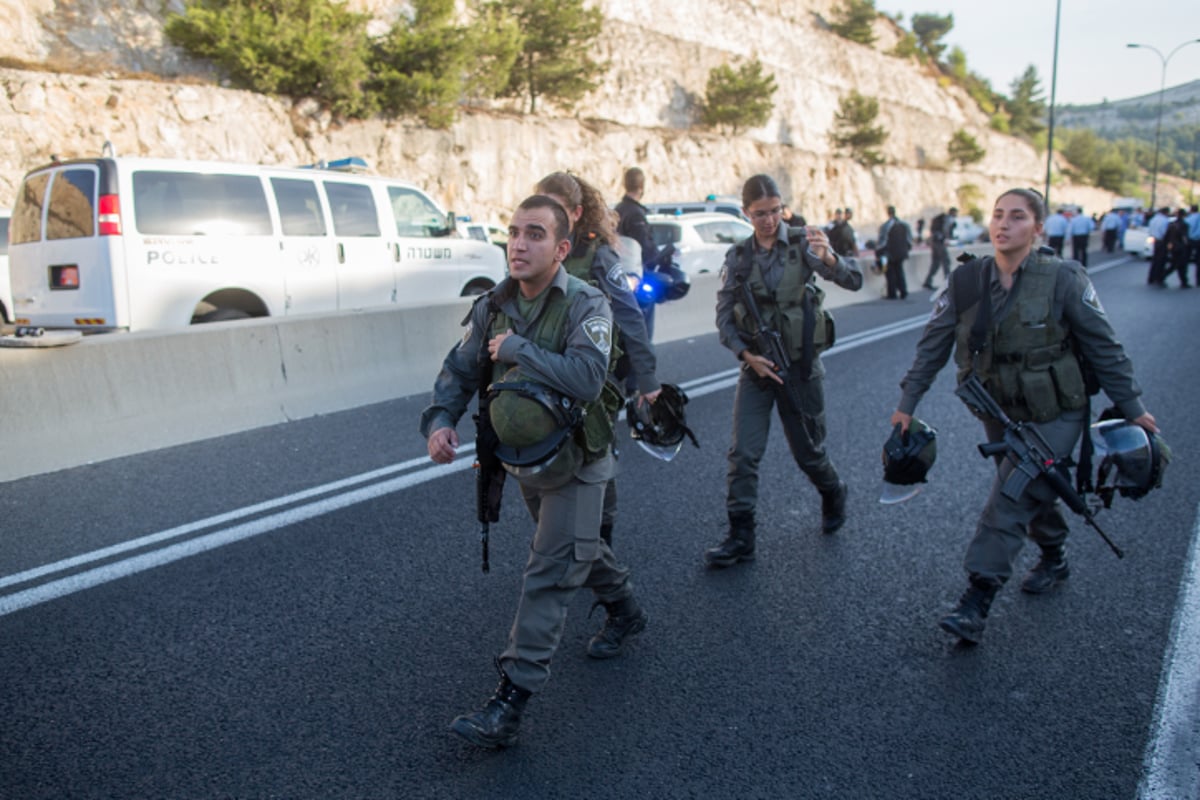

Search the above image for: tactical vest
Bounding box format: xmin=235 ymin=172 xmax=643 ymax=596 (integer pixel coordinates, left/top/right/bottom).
xmin=489 ymin=275 xmax=622 ymax=460
xmin=731 ymin=229 xmax=833 ymax=361
xmin=951 ymin=253 xmax=1088 ymax=423
xmin=562 ymin=238 xmax=599 ymax=281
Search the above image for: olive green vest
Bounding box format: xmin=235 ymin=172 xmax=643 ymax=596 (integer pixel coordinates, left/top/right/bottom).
xmin=489 ymin=276 xmax=621 ymax=458
xmin=731 ymin=233 xmax=831 ymax=360
xmin=952 ymin=253 xmax=1087 ymax=422
xmin=562 ymin=239 xmax=599 ymax=282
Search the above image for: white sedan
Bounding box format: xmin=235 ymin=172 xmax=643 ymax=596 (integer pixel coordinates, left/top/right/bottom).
xmin=1122 ymin=226 xmax=1154 ymax=259
xmin=647 ymin=213 xmax=754 ymax=276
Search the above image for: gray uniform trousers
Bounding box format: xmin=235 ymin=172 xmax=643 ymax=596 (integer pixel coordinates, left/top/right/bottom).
xmin=500 ymin=470 xmax=634 ymax=693
xmin=726 ymin=366 xmax=841 ymax=517
xmin=964 ymin=409 xmax=1085 ymax=584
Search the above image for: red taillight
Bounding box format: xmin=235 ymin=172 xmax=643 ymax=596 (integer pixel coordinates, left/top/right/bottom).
xmin=98 ymin=193 xmax=122 ymax=236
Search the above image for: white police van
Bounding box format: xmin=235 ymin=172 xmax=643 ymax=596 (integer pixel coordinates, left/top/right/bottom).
xmin=8 ymin=151 xmax=506 ymax=332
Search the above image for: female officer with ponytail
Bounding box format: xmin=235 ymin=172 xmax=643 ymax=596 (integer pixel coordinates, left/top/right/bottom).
xmin=536 ymin=171 xmax=662 ymax=549
xmin=705 ymin=174 xmax=863 ymax=568
xmin=890 ymin=187 xmax=1158 ymax=644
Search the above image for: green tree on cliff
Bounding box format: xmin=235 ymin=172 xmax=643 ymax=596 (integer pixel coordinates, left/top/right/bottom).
xmin=830 ymin=90 xmax=887 ymax=166
xmin=700 ymin=60 xmax=778 ymax=134
xmin=829 ymin=0 xmax=877 ymax=46
xmin=367 ymin=0 xmax=520 ymax=128
xmin=165 ymin=0 xmax=374 ymax=118
xmin=489 ymin=0 xmax=605 ymax=113
xmin=947 ymin=129 xmax=986 ymax=166
xmin=910 ymin=12 xmax=953 ymax=61
xmin=1006 ymin=65 xmax=1046 ymax=140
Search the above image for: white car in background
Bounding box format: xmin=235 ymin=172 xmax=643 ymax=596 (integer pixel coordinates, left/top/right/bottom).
xmin=948 ymin=215 xmax=987 ymax=246
xmin=0 ymin=207 xmax=12 ymax=323
xmin=1122 ymin=226 xmax=1153 ymax=259
xmin=647 ymin=212 xmax=754 ymax=276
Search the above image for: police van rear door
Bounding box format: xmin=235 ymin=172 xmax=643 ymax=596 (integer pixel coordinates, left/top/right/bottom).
xmin=8 ymin=161 xmax=124 ymax=331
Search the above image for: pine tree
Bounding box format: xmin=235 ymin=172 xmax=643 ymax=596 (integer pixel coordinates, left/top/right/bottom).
xmin=829 ymin=0 xmax=877 ymax=46
xmin=910 ymin=13 xmax=953 ymax=61
xmin=1007 ymin=65 xmax=1046 ymax=140
xmin=489 ymin=0 xmax=605 ymax=113
xmin=700 ymin=60 xmax=778 ymax=134
xmin=947 ymin=129 xmax=986 ymax=166
xmin=830 ymin=91 xmax=887 ymax=166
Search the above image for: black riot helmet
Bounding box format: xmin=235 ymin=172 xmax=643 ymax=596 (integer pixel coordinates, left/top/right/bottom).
xmin=626 ymin=383 xmax=700 ymax=461
xmin=1091 ymin=419 xmax=1170 ymax=505
xmin=880 ymin=418 xmax=937 ymax=504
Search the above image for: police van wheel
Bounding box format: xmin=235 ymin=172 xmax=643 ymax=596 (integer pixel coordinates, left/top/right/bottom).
xmin=461 ymin=281 xmax=492 ymax=297
xmin=192 ymin=308 xmax=251 ymax=324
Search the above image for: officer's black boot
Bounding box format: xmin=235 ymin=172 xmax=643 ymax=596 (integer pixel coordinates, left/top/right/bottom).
xmin=587 ymin=595 xmax=648 ymax=659
xmin=450 ymin=661 xmax=532 ymax=749
xmin=1020 ymin=545 xmax=1070 ymax=594
xmin=939 ymin=577 xmax=999 ymax=644
xmin=704 ymin=512 xmax=756 ymax=568
xmin=600 ymin=523 xmax=613 ymax=547
xmin=820 ymin=481 xmax=848 ymax=534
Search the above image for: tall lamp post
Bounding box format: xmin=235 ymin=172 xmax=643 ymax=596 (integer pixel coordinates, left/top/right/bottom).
xmin=1126 ymin=39 xmax=1200 ymax=211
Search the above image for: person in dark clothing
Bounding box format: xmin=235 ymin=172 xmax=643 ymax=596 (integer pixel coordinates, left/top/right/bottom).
xmin=878 ymin=206 xmax=913 ymax=299
xmin=615 ymin=167 xmax=662 ymax=339
xmin=829 ymin=207 xmax=860 ymax=257
xmin=1165 ymin=209 xmax=1191 ymax=288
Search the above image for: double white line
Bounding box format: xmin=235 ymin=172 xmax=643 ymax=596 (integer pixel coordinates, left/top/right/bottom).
xmin=0 ymin=313 xmax=932 ymax=617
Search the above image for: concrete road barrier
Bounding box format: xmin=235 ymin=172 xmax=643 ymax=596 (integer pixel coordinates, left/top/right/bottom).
xmin=0 ymin=247 xmax=977 ymax=482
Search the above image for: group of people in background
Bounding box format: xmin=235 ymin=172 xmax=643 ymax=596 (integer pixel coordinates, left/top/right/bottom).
xmin=1145 ymin=204 xmax=1200 ymax=289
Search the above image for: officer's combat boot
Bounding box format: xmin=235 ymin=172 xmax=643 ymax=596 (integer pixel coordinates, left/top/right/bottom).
xmin=704 ymin=512 xmax=756 ymax=568
xmin=600 ymin=522 xmax=613 ymax=547
xmin=820 ymin=481 xmax=848 ymax=534
xmin=1020 ymin=545 xmax=1069 ymax=594
xmin=450 ymin=661 xmax=532 ymax=749
xmin=587 ymin=595 xmax=648 ymax=659
xmin=938 ymin=577 xmax=999 ymax=644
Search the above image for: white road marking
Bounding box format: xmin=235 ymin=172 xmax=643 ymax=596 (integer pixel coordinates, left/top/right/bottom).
xmin=1137 ymin=504 xmax=1200 ymax=800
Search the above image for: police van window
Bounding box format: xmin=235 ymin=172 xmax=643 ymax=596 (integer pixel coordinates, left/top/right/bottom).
xmin=387 ymin=186 xmax=445 ymax=238
xmin=132 ymin=171 xmax=272 ymax=236
xmin=271 ymin=178 xmax=327 ymax=237
xmin=47 ymin=169 xmax=97 ymax=240
xmin=325 ymin=181 xmax=381 ymax=237
xmin=11 ymin=172 xmax=48 ymax=244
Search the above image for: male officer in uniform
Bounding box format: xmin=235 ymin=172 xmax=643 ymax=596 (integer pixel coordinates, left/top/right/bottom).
xmin=421 ymin=195 xmax=647 ymax=748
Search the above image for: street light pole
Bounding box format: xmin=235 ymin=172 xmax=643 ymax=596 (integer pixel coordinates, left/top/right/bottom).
xmin=1126 ymin=39 xmax=1200 ymax=211
xmin=1044 ymin=0 xmax=1061 ymax=208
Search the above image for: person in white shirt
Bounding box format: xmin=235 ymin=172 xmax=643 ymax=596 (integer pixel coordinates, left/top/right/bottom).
xmin=1069 ymin=211 xmax=1095 ymax=267
xmin=1100 ymin=210 xmax=1122 ymax=254
xmin=1043 ymin=209 xmax=1069 ymax=256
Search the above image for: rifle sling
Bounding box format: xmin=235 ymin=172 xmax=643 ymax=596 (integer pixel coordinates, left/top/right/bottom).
xmin=738 ymin=238 xmax=816 ymax=379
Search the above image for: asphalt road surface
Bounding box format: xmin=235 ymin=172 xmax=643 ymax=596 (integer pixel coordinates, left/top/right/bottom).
xmin=2 ymin=250 xmax=1197 ymax=800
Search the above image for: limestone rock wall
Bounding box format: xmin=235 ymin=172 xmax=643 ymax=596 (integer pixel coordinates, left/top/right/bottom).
xmin=0 ymin=0 xmax=1116 ymax=229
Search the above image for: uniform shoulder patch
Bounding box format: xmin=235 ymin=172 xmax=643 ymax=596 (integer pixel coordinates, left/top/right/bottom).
xmin=458 ymin=319 xmax=475 ymax=350
xmin=1082 ymin=281 xmax=1105 ymax=314
xmin=607 ymin=263 xmax=627 ymax=289
xmin=931 ymin=288 xmax=950 ymax=319
xmin=582 ymin=315 xmax=613 ymax=356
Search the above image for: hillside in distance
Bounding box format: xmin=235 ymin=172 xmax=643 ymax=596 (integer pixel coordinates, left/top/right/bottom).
xmin=1056 ymin=80 xmax=1200 ymax=134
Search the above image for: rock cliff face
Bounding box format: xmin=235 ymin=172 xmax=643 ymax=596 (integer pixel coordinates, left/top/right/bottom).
xmin=0 ymin=0 xmax=1115 ymax=227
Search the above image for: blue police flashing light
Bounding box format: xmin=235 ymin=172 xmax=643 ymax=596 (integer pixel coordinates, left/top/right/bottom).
xmin=300 ymin=156 xmax=370 ymax=173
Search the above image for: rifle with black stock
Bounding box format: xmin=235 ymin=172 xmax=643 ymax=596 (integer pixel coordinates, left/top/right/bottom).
xmin=471 ymin=298 xmax=506 ymax=573
xmin=735 ymin=275 xmax=807 ymax=415
xmin=955 ymin=373 xmax=1124 ymax=558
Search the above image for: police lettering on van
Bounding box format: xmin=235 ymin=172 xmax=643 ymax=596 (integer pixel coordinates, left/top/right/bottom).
xmin=8 ymin=153 xmax=506 ymax=332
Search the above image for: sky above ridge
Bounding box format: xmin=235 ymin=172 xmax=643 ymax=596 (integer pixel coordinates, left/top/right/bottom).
xmin=872 ymin=0 xmax=1200 ymax=106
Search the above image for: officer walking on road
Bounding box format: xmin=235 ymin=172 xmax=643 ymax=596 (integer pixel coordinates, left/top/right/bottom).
xmin=421 ymin=195 xmax=648 ymax=748
xmin=889 ymin=188 xmax=1158 ymax=644
xmin=704 ymin=174 xmax=863 ymax=568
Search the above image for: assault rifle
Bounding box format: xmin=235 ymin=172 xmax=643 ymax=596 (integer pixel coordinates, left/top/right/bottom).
xmin=471 ymin=299 xmax=506 ymax=573
xmin=735 ymin=276 xmax=807 ymax=415
xmin=955 ymin=373 xmax=1123 ymax=558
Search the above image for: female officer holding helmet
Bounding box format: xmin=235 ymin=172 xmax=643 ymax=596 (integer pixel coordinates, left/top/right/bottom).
xmin=890 ymin=187 xmax=1158 ymax=644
